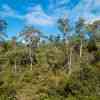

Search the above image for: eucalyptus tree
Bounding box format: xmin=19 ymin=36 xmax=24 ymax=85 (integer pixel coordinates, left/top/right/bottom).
xmin=0 ymin=19 xmax=7 ymax=41
xmin=19 ymin=26 xmax=41 ymax=70
xmin=48 ymin=35 xmax=54 ymax=43
xmin=54 ymin=34 xmax=61 ymax=47
xmin=11 ymin=36 xmax=17 ymax=72
xmin=4 ymin=35 xmax=28 ymax=72
xmin=75 ymin=17 xmax=85 ymax=58
xmin=58 ymin=17 xmax=70 ymax=43
xmin=2 ymin=36 xmax=18 ymax=72
xmin=0 ymin=19 xmax=7 ymax=69
xmin=57 ymin=17 xmax=73 ymax=75
xmin=86 ymin=20 xmax=100 ymax=48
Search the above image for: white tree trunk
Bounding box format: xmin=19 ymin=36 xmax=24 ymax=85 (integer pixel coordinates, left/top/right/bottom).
xmin=29 ymin=48 xmax=33 ymax=71
xmin=68 ymin=47 xmax=72 ymax=76
xmin=14 ymin=44 xmax=17 ymax=73
xmin=80 ymin=39 xmax=83 ymax=58
xmin=30 ymin=57 xmax=33 ymax=71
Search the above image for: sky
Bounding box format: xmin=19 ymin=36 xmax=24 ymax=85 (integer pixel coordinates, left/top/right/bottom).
xmin=0 ymin=0 xmax=100 ymax=38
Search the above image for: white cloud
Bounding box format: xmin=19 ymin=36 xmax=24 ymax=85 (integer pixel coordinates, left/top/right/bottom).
xmin=24 ymin=5 xmax=55 ymax=25
xmin=0 ymin=4 xmax=55 ymax=26
xmin=0 ymin=0 xmax=100 ymax=26
xmin=2 ymin=4 xmax=14 ymax=12
xmin=0 ymin=4 xmax=23 ymax=19
xmin=0 ymin=4 xmax=15 ymax=17
xmin=66 ymin=0 xmax=100 ymax=22
xmin=24 ymin=13 xmax=54 ymax=25
xmin=85 ymin=16 xmax=100 ymax=24
xmin=59 ymin=0 xmax=70 ymax=5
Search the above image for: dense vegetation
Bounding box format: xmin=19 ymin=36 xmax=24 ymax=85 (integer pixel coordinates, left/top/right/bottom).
xmin=0 ymin=17 xmax=100 ymax=100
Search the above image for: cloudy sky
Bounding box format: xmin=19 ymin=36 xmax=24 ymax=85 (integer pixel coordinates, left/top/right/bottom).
xmin=0 ymin=0 xmax=100 ymax=38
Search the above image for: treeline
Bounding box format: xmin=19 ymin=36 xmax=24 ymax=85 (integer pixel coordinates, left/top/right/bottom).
xmin=0 ymin=17 xmax=100 ymax=100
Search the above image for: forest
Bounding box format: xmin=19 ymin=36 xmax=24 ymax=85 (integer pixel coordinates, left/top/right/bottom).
xmin=0 ymin=17 xmax=100 ymax=100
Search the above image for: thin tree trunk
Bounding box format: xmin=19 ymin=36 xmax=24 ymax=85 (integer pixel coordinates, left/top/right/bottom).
xmin=14 ymin=59 xmax=17 ymax=72
xmin=68 ymin=47 xmax=72 ymax=76
xmin=80 ymin=39 xmax=83 ymax=58
xmin=29 ymin=48 xmax=33 ymax=71
xmin=14 ymin=42 xmax=17 ymax=73
xmin=30 ymin=57 xmax=33 ymax=71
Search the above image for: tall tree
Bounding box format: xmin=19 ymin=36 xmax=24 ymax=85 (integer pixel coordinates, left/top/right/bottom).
xmin=0 ymin=19 xmax=7 ymax=41
xmin=86 ymin=20 xmax=100 ymax=48
xmin=19 ymin=26 xmax=41 ymax=70
xmin=12 ymin=36 xmax=17 ymax=72
xmin=58 ymin=17 xmax=70 ymax=43
xmin=75 ymin=18 xmax=85 ymax=59
xmin=57 ymin=17 xmax=72 ymax=75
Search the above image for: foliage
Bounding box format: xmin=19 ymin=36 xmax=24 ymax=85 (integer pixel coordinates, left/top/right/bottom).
xmin=0 ymin=18 xmax=100 ymax=100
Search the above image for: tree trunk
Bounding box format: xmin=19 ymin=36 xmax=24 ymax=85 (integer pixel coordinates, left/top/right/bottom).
xmin=29 ymin=48 xmax=33 ymax=71
xmin=68 ymin=47 xmax=73 ymax=76
xmin=30 ymin=57 xmax=33 ymax=71
xmin=14 ymin=43 xmax=17 ymax=73
xmin=14 ymin=59 xmax=17 ymax=72
xmin=80 ymin=39 xmax=83 ymax=58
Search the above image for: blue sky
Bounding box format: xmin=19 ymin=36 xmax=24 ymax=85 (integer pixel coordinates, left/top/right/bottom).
xmin=0 ymin=0 xmax=100 ymax=38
